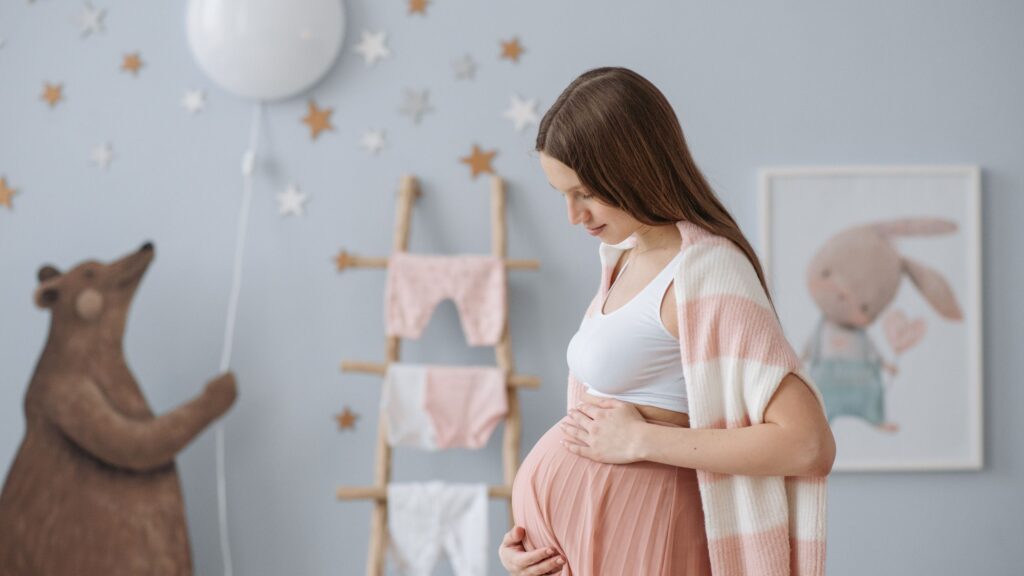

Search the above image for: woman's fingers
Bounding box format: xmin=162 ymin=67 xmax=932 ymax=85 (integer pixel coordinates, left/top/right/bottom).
xmin=559 ymin=419 xmax=586 ymax=437
xmin=516 ymin=546 xmax=560 ymax=567
xmin=502 ymin=526 xmax=525 ymax=545
xmin=499 ymin=526 xmax=565 ymax=574
xmin=558 ymin=421 xmax=574 ymax=437
xmin=527 ymin=552 xmax=566 ymax=575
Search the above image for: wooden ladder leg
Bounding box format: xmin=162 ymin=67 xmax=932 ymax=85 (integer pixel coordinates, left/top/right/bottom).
xmin=367 ymin=174 xmax=420 ymax=576
xmin=491 ymin=175 xmax=521 ymax=529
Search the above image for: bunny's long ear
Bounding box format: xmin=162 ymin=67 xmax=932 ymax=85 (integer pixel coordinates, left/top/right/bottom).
xmin=901 ymin=257 xmax=963 ymax=320
xmin=874 ymin=218 xmax=958 ymax=237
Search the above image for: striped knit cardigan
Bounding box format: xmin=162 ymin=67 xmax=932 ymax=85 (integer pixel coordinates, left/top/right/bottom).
xmin=567 ymin=220 xmax=829 ymax=576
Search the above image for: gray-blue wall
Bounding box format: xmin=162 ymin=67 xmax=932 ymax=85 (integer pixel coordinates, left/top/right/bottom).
xmin=2 ymin=1 xmax=1021 ymax=574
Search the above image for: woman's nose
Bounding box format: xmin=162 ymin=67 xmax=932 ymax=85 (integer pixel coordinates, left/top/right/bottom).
xmin=566 ymin=198 xmax=586 ymax=225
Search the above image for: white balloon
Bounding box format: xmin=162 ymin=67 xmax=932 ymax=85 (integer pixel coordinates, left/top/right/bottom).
xmin=186 ymin=0 xmax=345 ymax=101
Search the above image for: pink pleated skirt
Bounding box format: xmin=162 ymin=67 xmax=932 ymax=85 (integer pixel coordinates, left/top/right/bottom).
xmin=511 ymin=414 xmax=712 ymax=575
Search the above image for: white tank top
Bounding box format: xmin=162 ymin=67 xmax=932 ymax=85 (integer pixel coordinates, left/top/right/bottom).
xmin=566 ymin=251 xmax=688 ymax=414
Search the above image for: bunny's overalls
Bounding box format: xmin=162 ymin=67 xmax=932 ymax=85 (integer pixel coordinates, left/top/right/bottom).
xmin=807 ymin=317 xmax=886 ymax=425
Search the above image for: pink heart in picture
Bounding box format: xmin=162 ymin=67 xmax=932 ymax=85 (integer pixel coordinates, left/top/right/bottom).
xmin=883 ymin=310 xmax=926 ymax=354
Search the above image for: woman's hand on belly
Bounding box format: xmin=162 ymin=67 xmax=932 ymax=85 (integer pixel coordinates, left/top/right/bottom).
xmin=560 ymin=394 xmax=651 ymax=465
xmin=498 ymin=526 xmax=565 ymax=575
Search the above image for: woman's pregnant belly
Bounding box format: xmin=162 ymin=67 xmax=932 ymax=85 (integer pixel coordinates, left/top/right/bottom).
xmin=510 ymin=397 xmax=709 ymax=574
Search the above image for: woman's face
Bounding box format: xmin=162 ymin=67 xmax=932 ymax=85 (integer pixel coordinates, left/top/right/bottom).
xmin=539 ymin=152 xmax=639 ymax=244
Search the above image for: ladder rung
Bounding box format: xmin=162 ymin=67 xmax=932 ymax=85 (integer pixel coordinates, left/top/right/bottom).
xmin=340 ymin=361 xmax=540 ymax=389
xmin=337 ymin=484 xmax=513 ymax=500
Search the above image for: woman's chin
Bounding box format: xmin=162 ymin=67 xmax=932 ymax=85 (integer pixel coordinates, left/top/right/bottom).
xmin=604 ymin=231 xmax=634 ymax=244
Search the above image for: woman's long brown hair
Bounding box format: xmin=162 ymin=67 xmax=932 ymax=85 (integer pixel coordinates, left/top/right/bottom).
xmin=536 ymin=66 xmax=776 ymax=311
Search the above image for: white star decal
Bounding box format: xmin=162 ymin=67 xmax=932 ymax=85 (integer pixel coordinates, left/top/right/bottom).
xmin=91 ymin=143 xmax=113 ymax=170
xmin=354 ymin=30 xmax=390 ymax=66
xmin=277 ymin=184 xmax=308 ymax=217
xmin=503 ymin=94 xmax=539 ymax=132
xmin=361 ymin=130 xmax=386 ymax=155
xmin=181 ymin=89 xmax=206 ymax=114
xmin=453 ymin=54 xmax=477 ymax=80
xmin=78 ymin=2 xmax=106 ymax=37
xmin=399 ymin=88 xmax=433 ymax=125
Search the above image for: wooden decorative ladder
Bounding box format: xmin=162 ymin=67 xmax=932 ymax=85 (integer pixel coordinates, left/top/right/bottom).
xmin=335 ymin=174 xmax=541 ymax=576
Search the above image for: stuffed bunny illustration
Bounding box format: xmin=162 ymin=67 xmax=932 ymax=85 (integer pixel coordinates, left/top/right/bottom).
xmin=801 ymin=218 xmax=964 ymax=431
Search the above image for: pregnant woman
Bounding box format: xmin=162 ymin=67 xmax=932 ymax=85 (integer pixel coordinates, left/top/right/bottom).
xmin=502 ymin=68 xmax=836 ymax=575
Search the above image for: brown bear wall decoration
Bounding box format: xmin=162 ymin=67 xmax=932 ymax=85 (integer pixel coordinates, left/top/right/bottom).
xmin=0 ymin=242 xmax=238 ymax=575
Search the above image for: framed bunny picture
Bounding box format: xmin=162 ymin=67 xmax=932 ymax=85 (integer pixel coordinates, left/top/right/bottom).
xmin=758 ymin=165 xmax=983 ymax=472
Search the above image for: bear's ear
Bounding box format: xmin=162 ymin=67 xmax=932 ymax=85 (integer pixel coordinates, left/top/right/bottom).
xmin=37 ymin=265 xmax=61 ymax=283
xmin=34 ymin=286 xmax=59 ymax=309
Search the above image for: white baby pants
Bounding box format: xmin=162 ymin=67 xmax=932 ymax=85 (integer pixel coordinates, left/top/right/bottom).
xmin=386 ymin=481 xmax=488 ymax=576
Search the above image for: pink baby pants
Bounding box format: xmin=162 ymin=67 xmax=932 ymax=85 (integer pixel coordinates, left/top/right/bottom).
xmin=384 ymin=252 xmax=506 ymax=346
xmin=382 ymin=363 xmax=508 ymax=450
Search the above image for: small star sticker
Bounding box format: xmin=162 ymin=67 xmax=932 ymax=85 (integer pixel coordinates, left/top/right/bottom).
xmin=91 ymin=143 xmax=113 ymax=170
xmin=503 ymin=94 xmax=539 ymax=132
xmin=78 ymin=2 xmax=105 ymax=37
xmin=460 ymin=144 xmax=498 ymax=179
xmin=500 ymin=37 xmax=524 ymax=63
xmin=41 ymin=82 xmax=63 ymax=107
xmin=0 ymin=177 xmax=16 ymax=210
xmin=181 ymin=89 xmax=205 ymax=114
xmin=354 ymin=30 xmax=390 ymax=66
xmin=277 ymin=184 xmax=308 ymax=217
xmin=333 ymin=250 xmax=354 ymax=271
xmin=399 ymin=88 xmax=432 ymax=125
xmin=301 ymin=100 xmax=334 ymax=140
xmin=121 ymin=52 xmax=144 ymax=75
xmin=453 ymin=53 xmax=477 ymax=80
xmin=408 ymin=0 xmax=429 ymax=15
xmin=334 ymin=406 xmax=359 ymax=430
xmin=360 ymin=130 xmax=386 ymax=155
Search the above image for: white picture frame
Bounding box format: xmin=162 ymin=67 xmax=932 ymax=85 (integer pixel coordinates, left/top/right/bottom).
xmin=759 ymin=165 xmax=983 ymax=472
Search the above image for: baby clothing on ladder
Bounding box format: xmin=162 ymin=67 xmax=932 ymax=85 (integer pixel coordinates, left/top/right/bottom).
xmin=381 ymin=363 xmax=508 ymax=450
xmin=384 ymin=252 xmax=507 ymax=346
xmin=387 ymin=481 xmax=488 ymax=576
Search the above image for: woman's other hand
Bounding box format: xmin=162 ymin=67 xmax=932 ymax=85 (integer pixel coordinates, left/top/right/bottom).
xmin=498 ymin=525 xmax=565 ymax=575
xmin=560 ymin=398 xmax=646 ymax=464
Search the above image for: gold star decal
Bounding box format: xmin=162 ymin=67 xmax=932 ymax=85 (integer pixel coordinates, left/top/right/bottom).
xmin=41 ymin=82 xmax=63 ymax=107
xmin=0 ymin=177 xmax=16 ymax=210
xmin=301 ymin=100 xmax=334 ymax=140
xmin=500 ymin=37 xmax=524 ymax=63
xmin=334 ymin=406 xmax=359 ymax=431
xmin=408 ymin=0 xmax=429 ymax=15
xmin=121 ymin=52 xmax=144 ymax=75
xmin=334 ymin=250 xmax=353 ymax=271
xmin=460 ymin=144 xmax=498 ymax=179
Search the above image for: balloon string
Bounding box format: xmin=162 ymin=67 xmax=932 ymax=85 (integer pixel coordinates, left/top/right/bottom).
xmin=217 ymin=101 xmax=263 ymax=576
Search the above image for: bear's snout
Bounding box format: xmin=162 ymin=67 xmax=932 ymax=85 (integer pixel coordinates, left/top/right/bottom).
xmin=139 ymin=241 xmax=154 ymax=253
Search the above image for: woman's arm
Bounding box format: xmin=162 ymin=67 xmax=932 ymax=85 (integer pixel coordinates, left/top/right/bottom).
xmin=564 ymin=256 xmax=836 ymax=476
xmin=631 ymin=373 xmax=835 ymax=477
xmin=657 ymin=276 xmax=834 ymax=476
